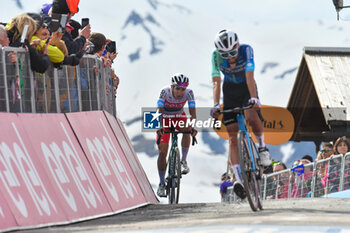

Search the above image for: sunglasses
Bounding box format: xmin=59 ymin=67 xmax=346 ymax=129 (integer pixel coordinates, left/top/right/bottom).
xmin=219 ymin=48 xmax=238 ymax=59
xmin=174 ymin=86 xmax=186 ymax=91
xmin=320 ymin=149 xmax=330 ymax=153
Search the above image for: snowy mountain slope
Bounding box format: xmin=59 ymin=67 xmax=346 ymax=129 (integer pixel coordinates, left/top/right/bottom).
xmin=2 ymin=0 xmax=350 ymax=203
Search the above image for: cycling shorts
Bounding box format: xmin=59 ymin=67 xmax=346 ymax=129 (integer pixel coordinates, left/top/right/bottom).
xmin=156 ymin=112 xmax=188 ymax=144
xmin=222 ymin=81 xmax=251 ymax=125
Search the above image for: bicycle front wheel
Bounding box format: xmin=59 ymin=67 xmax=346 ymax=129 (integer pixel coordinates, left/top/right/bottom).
xmin=168 ymin=147 xmax=181 ymax=204
xmin=237 ymin=130 xmax=261 ymax=211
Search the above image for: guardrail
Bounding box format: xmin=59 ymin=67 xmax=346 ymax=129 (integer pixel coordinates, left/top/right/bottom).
xmin=0 ymin=45 xmax=116 ymax=116
xmin=222 ymin=152 xmax=350 ymax=202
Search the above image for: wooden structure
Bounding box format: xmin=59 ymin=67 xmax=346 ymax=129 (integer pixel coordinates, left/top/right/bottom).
xmin=287 ymin=47 xmax=350 ymax=148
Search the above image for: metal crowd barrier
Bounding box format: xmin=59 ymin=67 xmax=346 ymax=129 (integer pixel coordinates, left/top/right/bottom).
xmin=0 ymin=46 xmax=116 ymax=116
xmin=222 ymin=152 xmax=350 ymax=202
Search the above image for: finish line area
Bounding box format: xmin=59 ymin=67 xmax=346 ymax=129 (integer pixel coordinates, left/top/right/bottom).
xmin=19 ymin=198 xmax=350 ymax=233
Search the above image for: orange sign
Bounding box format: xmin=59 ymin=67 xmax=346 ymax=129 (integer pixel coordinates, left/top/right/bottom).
xmin=214 ymin=104 xmax=294 ymax=145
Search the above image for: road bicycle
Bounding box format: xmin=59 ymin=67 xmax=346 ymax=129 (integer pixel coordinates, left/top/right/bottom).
xmin=221 ymin=103 xmax=263 ymax=211
xmin=157 ymin=128 xmax=197 ymax=204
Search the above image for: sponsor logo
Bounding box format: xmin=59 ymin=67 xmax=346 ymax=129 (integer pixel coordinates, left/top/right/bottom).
xmin=143 ymin=110 xmax=161 ymax=129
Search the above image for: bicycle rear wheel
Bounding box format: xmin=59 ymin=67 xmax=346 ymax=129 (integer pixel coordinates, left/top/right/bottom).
xmin=237 ymin=130 xmax=261 ymax=211
xmin=168 ymin=147 xmax=181 ymax=204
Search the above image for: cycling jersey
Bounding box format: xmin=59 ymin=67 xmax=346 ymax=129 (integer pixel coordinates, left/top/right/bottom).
xmin=157 ymin=86 xmax=195 ymax=117
xmin=211 ymin=44 xmax=255 ymax=84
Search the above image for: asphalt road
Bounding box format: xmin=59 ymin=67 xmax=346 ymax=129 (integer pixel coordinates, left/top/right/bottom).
xmin=15 ymin=198 xmax=350 ymax=232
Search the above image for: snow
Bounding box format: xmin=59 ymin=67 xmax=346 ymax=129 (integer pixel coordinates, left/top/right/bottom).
xmin=2 ymin=0 xmax=350 ymax=203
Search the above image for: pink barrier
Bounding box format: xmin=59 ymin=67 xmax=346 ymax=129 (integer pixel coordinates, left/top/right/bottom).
xmin=0 ymin=111 xmax=157 ymax=232
xmin=0 ymin=188 xmax=17 ymax=230
xmin=104 ymin=112 xmax=158 ymax=203
xmin=65 ymin=111 xmax=148 ymax=211
xmin=18 ymin=114 xmax=112 ymax=219
xmin=0 ymin=113 xmax=68 ymax=226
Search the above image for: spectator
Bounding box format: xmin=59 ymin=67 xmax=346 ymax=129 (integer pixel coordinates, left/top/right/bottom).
xmin=111 ymin=68 xmax=119 ymax=95
xmin=316 ymin=142 xmax=334 ymax=161
xmin=6 ymin=13 xmax=50 ymax=73
xmin=314 ymin=142 xmax=335 ymax=197
xmin=321 ymin=136 xmax=350 ymax=194
xmin=334 ymin=136 xmax=350 ymax=156
xmin=274 ymin=162 xmax=287 ymax=172
xmin=0 ymin=25 xmax=10 ymax=46
xmin=220 ymin=172 xmax=234 ymax=200
xmin=87 ymin=32 xmax=106 ymax=56
xmin=27 ymin=13 xmax=64 ymax=64
xmin=274 ymin=162 xmax=289 ymax=199
xmin=68 ymin=19 xmax=81 ymax=39
xmin=266 ymin=162 xmax=288 ymax=199
xmin=51 ymin=0 xmax=89 ymax=56
xmin=291 ymin=159 xmax=300 ymax=168
xmin=62 ymin=23 xmax=90 ymax=55
xmin=291 ymin=159 xmax=313 ymax=198
xmin=301 ymin=154 xmax=313 ymax=163
xmin=28 ymin=12 xmax=80 ymax=67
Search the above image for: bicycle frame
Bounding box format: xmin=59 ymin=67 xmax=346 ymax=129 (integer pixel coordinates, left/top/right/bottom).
xmin=169 ymin=132 xmax=179 ymax=160
xmin=157 ymin=128 xmax=197 ymax=204
xmin=220 ymin=103 xmax=263 ymax=211
xmin=237 ymin=113 xmax=257 ymax=172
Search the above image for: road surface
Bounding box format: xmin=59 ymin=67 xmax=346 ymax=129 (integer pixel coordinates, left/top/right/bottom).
xmin=16 ymin=198 xmax=350 ymax=232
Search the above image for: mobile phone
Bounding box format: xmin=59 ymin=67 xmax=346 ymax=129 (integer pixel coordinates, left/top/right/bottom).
xmin=59 ymin=14 xmax=68 ymax=33
xmin=81 ymin=18 xmax=89 ymax=28
xmin=20 ymin=25 xmax=29 ymax=45
xmin=106 ymin=41 xmax=116 ymax=53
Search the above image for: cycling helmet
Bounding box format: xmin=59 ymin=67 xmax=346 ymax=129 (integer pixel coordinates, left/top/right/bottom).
xmin=171 ymin=73 xmax=189 ymax=87
xmin=214 ymin=29 xmax=239 ymax=53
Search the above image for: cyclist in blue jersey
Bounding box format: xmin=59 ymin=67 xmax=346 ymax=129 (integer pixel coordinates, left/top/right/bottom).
xmin=210 ymin=29 xmax=272 ymax=199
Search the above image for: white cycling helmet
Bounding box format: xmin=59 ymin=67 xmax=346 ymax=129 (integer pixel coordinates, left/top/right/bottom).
xmin=171 ymin=73 xmax=189 ymax=87
xmin=214 ymin=29 xmax=239 ymax=53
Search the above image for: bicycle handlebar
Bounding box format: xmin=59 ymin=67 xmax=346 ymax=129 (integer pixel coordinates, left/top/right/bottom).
xmin=213 ymin=102 xmax=265 ymax=130
xmin=156 ymin=129 xmax=197 ymax=146
xmin=220 ymin=102 xmax=255 ymax=114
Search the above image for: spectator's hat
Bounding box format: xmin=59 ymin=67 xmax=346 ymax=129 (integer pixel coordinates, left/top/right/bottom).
xmin=221 ymin=172 xmax=231 ymax=180
xmin=301 ymin=155 xmax=313 ymax=163
xmin=52 ymin=0 xmax=71 ymax=14
xmin=68 ymin=19 xmax=81 ymax=39
xmin=41 ymin=3 xmax=52 ymax=15
xmin=52 ymin=0 xmax=80 ymax=14
xmin=66 ymin=22 xmax=74 ymax=31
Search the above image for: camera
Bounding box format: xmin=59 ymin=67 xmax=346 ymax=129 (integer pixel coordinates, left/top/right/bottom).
xmin=49 ymin=13 xmax=68 ymax=33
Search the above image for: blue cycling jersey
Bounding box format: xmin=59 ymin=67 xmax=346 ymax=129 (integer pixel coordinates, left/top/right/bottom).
xmin=211 ymin=44 xmax=255 ymax=84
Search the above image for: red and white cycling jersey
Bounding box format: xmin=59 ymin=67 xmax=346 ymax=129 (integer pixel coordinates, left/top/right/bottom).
xmin=157 ymin=86 xmax=196 ymax=117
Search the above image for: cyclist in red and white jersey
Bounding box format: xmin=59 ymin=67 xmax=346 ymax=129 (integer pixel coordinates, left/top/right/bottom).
xmin=156 ymin=73 xmax=197 ymax=197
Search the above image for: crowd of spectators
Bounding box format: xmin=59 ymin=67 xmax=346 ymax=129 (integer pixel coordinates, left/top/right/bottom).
xmin=0 ymin=0 xmax=120 ymax=110
xmin=221 ymin=136 xmax=350 ymax=201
